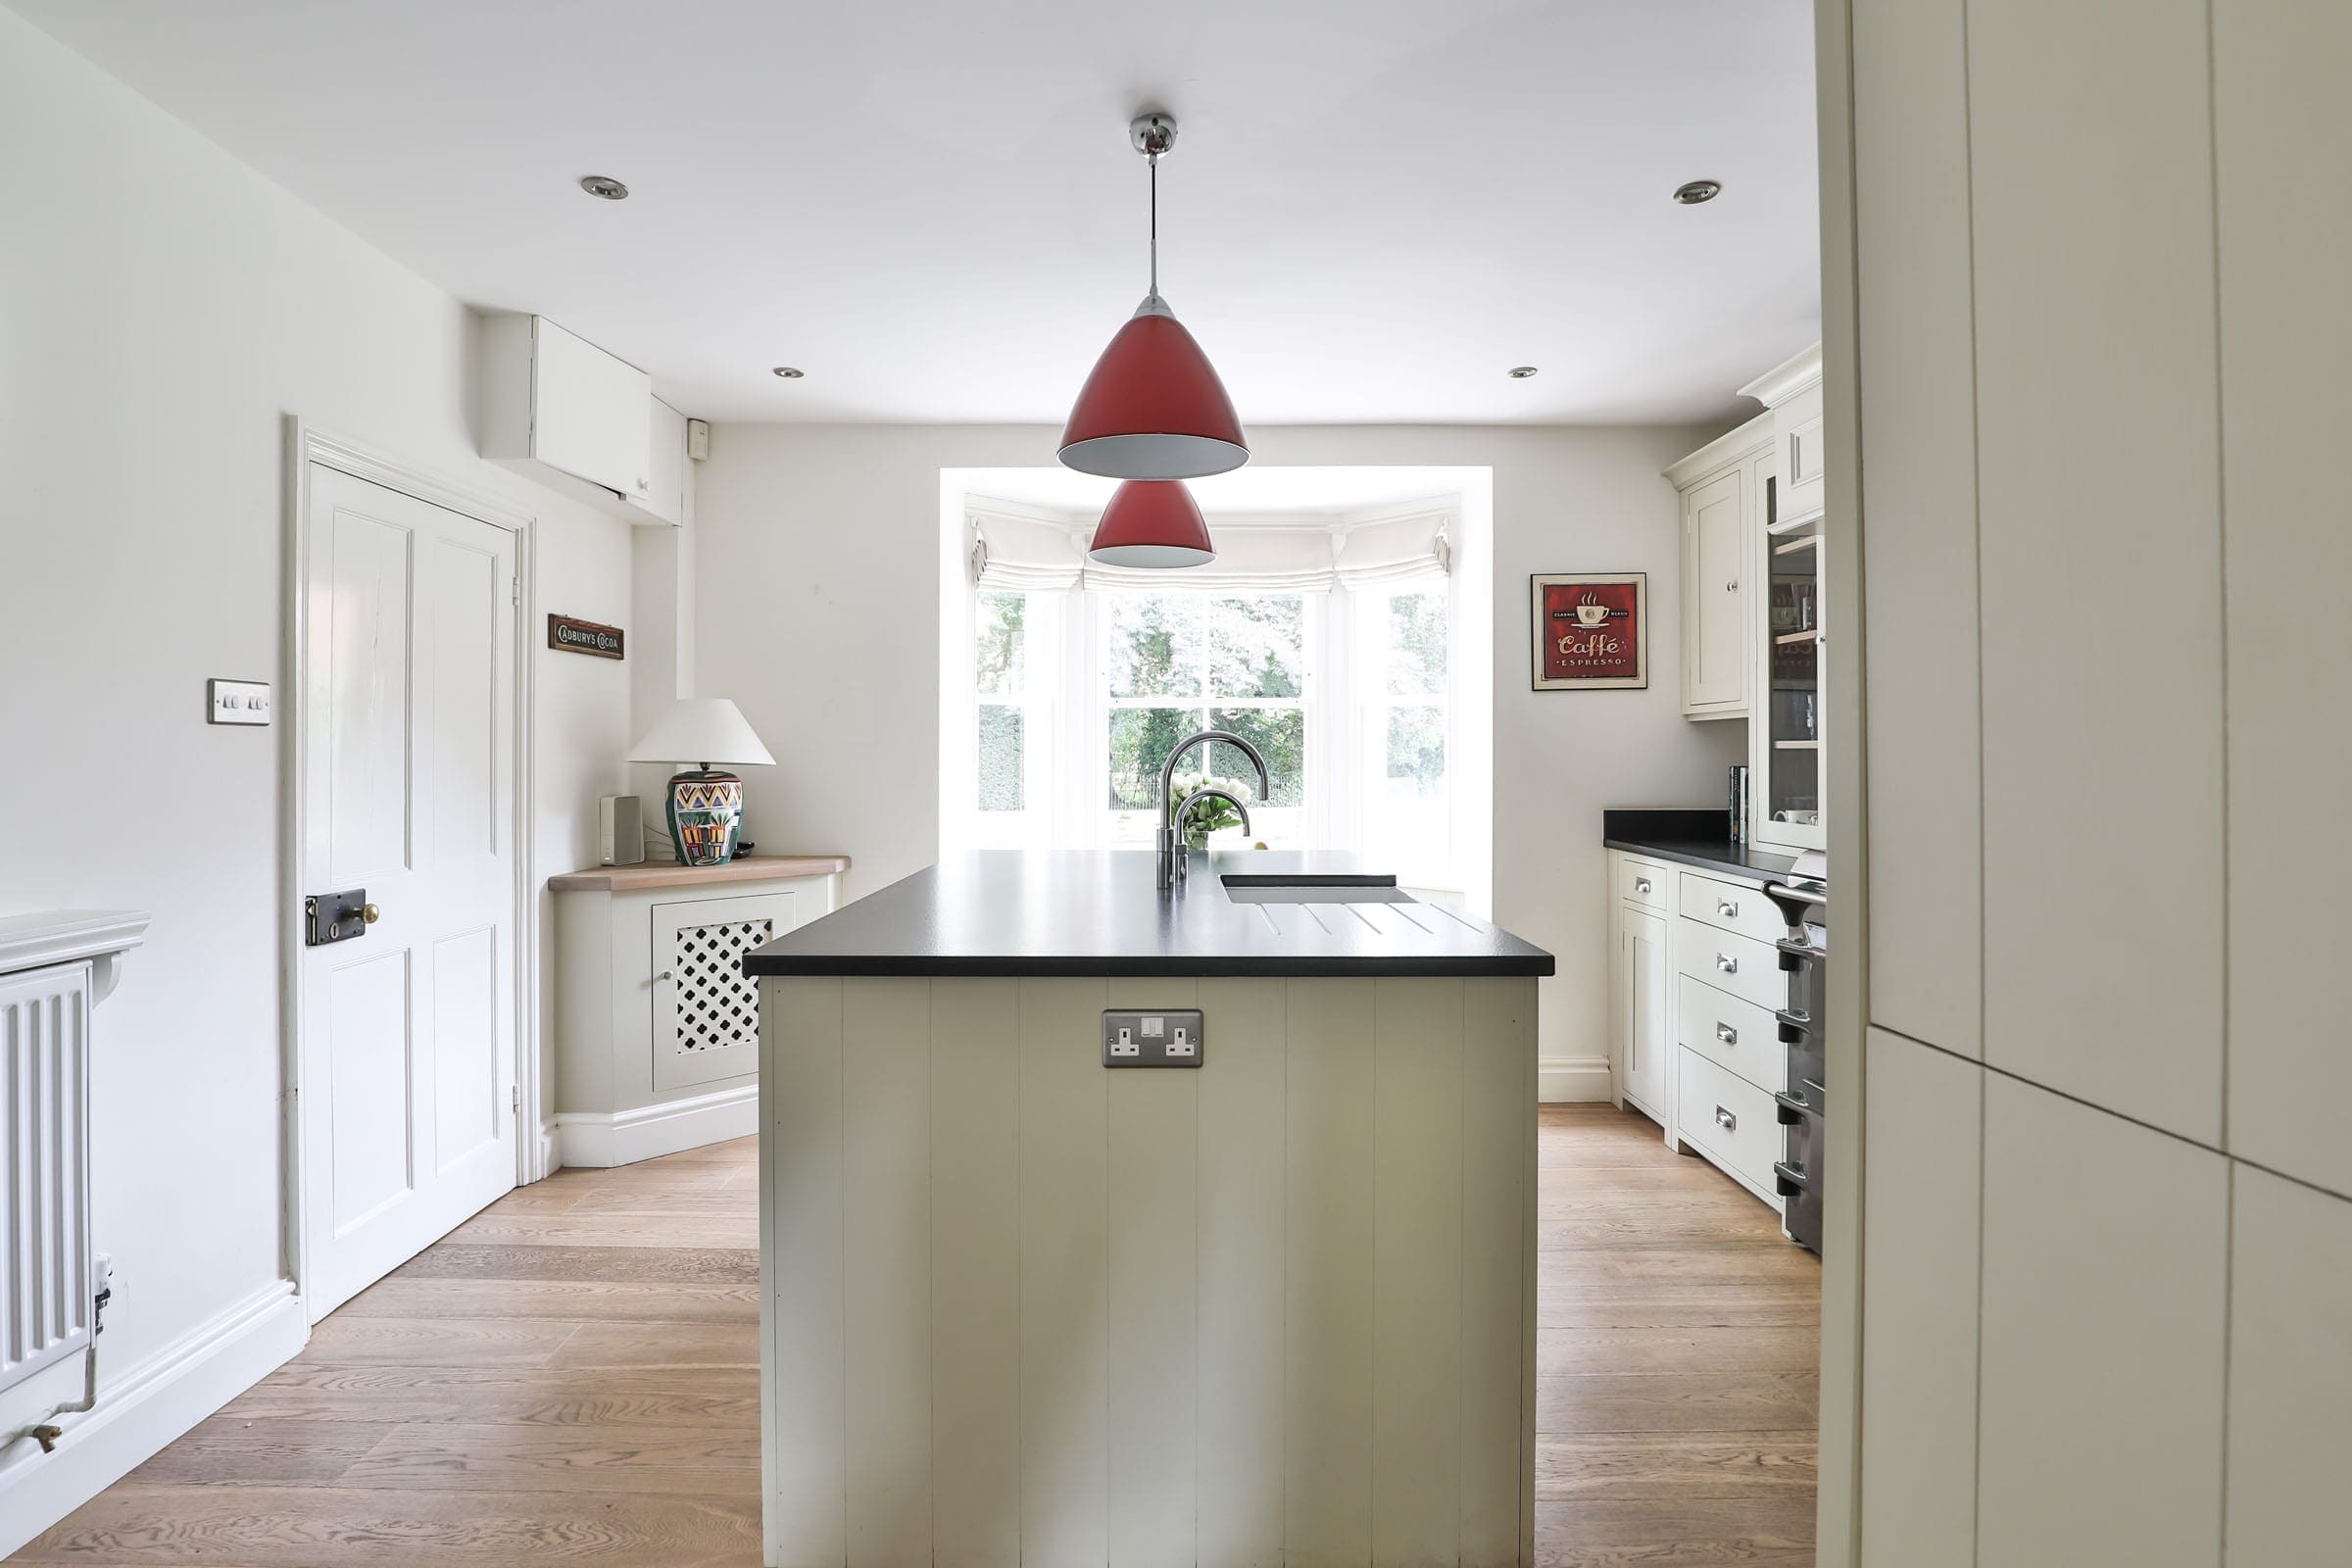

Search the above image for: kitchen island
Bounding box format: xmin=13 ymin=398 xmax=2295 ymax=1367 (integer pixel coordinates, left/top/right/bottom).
xmin=744 ymin=850 xmax=1552 ymax=1568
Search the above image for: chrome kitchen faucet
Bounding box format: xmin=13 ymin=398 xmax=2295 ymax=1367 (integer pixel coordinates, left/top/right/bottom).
xmin=1157 ymin=730 xmax=1269 ymax=890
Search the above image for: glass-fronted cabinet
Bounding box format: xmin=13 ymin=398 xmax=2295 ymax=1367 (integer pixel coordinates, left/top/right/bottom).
xmin=1752 ymin=505 xmax=1825 ymax=852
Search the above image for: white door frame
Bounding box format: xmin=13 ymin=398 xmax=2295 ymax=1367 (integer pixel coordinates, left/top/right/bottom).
xmin=278 ymin=417 xmax=543 ymax=1312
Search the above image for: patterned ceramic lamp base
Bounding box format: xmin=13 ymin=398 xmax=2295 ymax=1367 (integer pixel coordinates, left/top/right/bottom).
xmin=666 ymin=770 xmax=743 ymax=866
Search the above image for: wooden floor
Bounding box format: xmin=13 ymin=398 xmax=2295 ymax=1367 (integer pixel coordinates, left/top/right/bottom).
xmin=16 ymin=1103 xmax=1816 ymax=1566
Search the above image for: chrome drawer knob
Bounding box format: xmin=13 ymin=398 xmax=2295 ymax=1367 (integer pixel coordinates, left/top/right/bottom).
xmin=1717 ymin=1023 xmax=1738 ymax=1045
xmin=1718 ymin=900 xmax=1740 ymax=917
xmin=1716 ymin=1106 xmax=1737 ymax=1131
xmin=1634 ymin=878 xmax=1652 ymax=894
xmin=1717 ymin=953 xmax=1739 ymax=973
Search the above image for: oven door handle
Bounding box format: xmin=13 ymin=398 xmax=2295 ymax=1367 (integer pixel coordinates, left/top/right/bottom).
xmin=1773 ymin=1158 xmax=1812 ymax=1197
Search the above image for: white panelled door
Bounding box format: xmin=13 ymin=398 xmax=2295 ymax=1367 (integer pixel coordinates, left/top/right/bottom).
xmin=298 ymin=464 xmax=518 ymax=1321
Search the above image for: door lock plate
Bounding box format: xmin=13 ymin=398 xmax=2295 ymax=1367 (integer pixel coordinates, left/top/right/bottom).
xmin=305 ymin=888 xmax=370 ymax=947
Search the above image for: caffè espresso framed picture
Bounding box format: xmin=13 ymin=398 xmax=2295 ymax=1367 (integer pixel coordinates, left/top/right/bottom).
xmin=1531 ymin=572 xmax=1646 ymax=690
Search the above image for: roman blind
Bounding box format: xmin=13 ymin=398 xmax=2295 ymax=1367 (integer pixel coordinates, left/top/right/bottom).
xmin=969 ymin=507 xmax=1451 ymax=593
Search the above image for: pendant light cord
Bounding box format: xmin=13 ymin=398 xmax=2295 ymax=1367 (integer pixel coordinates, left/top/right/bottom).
xmin=1148 ymin=151 xmax=1159 ymax=298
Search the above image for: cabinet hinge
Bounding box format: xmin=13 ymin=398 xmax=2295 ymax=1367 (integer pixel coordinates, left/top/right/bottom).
xmin=510 ymin=576 xmax=520 ymax=607
xmin=511 ymin=1085 xmax=520 ymax=1111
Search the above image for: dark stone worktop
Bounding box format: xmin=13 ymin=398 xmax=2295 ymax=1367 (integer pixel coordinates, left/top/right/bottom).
xmin=742 ymin=850 xmax=1554 ymax=978
xmin=1602 ymin=808 xmax=1805 ymax=883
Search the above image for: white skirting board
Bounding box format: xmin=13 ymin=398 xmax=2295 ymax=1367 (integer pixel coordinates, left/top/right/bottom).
xmin=0 ymin=1280 xmax=306 ymax=1558
xmin=1540 ymin=1054 xmax=1614 ymax=1102
xmin=555 ymin=1081 xmax=758 ymax=1167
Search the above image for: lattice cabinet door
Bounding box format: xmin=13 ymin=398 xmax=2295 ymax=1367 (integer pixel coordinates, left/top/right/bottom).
xmin=649 ymin=891 xmax=799 ymax=1090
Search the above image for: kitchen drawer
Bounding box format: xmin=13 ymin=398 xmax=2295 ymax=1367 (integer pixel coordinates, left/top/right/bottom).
xmin=1677 ymin=1047 xmax=1784 ymax=1203
xmin=1678 ymin=870 xmax=1787 ymax=947
xmin=1618 ymin=857 xmax=1670 ymax=912
xmin=1676 ymin=972 xmax=1785 ymax=1095
xmin=1674 ymin=917 xmax=1786 ymax=1014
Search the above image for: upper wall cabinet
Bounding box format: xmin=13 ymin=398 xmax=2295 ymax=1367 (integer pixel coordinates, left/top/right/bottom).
xmin=1742 ymin=347 xmax=1828 ymax=527
xmin=480 ymin=315 xmax=683 ymax=527
xmin=1681 ymin=468 xmax=1751 ymax=715
xmin=1664 ymin=414 xmax=1774 ymax=722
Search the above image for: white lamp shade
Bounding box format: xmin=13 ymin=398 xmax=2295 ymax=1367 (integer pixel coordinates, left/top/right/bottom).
xmin=625 ymin=698 xmax=775 ymax=768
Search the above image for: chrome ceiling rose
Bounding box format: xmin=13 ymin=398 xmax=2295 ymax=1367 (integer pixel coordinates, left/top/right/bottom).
xmin=579 ymin=174 xmax=629 ymax=200
xmin=1673 ymin=179 xmax=1722 ymax=205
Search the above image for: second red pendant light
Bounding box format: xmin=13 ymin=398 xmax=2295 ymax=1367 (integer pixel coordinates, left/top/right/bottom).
xmin=1086 ymin=479 xmax=1216 ymax=568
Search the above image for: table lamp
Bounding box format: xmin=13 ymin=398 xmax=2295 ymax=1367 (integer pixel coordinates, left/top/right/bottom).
xmin=625 ymin=698 xmax=775 ymax=866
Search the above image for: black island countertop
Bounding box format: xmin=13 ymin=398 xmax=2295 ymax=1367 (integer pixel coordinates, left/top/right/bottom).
xmin=742 ymin=850 xmax=1555 ymax=978
xmin=1602 ymin=808 xmax=1806 ymax=882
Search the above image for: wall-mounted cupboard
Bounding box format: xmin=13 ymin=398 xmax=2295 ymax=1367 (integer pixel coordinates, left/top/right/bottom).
xmin=1664 ymin=344 xmax=1827 ymax=852
xmin=479 ymin=313 xmax=690 ymax=527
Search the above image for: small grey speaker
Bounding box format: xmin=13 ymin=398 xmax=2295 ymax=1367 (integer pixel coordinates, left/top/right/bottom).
xmin=599 ymin=795 xmax=647 ymax=866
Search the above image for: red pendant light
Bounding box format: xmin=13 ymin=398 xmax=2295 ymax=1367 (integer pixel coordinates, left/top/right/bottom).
xmin=1087 ymin=480 xmax=1215 ymax=568
xmin=1059 ymin=113 xmax=1249 ymax=482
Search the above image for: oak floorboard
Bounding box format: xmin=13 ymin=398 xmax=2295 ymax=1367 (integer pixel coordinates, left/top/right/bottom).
xmin=16 ymin=1097 xmax=1813 ymax=1568
xmin=212 ymin=1365 xmax=760 ymax=1431
xmin=11 ymin=1486 xmax=762 ymax=1567
xmin=1537 ymin=1430 xmax=1819 ymax=1503
xmin=337 ymin=1279 xmax=759 ymax=1325
xmin=391 ymin=1243 xmax=756 ymax=1286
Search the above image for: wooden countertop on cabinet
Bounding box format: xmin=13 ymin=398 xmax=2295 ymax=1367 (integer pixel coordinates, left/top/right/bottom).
xmin=549 ymin=854 xmax=851 ymax=893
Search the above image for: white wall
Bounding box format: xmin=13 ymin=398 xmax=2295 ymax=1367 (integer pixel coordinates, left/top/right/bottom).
xmin=694 ymin=422 xmax=1740 ymax=1078
xmin=0 ymin=9 xmax=633 ymax=1536
xmin=1844 ymin=0 xmax=2352 ymax=1559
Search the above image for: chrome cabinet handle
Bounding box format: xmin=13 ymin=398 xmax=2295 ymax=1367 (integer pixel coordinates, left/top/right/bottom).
xmin=652 ymin=969 xmax=674 ymax=984
xmin=1634 ymin=877 xmax=1652 ymax=895
xmin=1715 ymin=1105 xmax=1737 ymax=1131
xmin=1718 ymin=899 xmax=1740 ymax=918
xmin=1716 ymin=1022 xmax=1738 ymax=1046
xmin=1725 ymin=579 xmax=1739 ymax=592
xmin=1716 ymin=953 xmax=1739 ymax=974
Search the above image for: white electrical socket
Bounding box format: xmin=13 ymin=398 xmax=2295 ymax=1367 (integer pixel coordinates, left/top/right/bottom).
xmin=1111 ymin=1026 xmax=1140 ymax=1058
xmin=1167 ymin=1025 xmax=1197 ymax=1058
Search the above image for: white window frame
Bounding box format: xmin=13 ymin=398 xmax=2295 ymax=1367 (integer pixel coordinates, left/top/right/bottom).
xmin=1077 ymin=588 xmax=1324 ymax=852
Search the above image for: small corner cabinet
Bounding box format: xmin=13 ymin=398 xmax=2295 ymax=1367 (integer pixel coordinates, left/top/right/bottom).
xmin=550 ymin=855 xmax=847 ymax=1166
xmin=1665 ymin=342 xmax=1827 ymax=852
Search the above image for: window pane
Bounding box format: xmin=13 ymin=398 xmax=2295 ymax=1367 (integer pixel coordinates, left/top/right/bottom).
xmin=1210 ymin=596 xmax=1303 ymax=698
xmin=1107 ymin=706 xmax=1204 ymax=809
xmin=975 ymin=592 xmax=1025 ymax=697
xmin=1388 ymin=591 xmax=1447 ymax=697
xmin=1105 ymin=596 xmax=1202 ymax=699
xmin=1385 ymin=705 xmax=1446 ymax=797
xmin=1209 ymin=707 xmax=1304 ymax=808
xmin=978 ymin=704 xmax=1025 ymax=811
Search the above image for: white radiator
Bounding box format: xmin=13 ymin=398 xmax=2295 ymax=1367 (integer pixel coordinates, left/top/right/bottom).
xmin=0 ymin=963 xmax=93 ymax=1399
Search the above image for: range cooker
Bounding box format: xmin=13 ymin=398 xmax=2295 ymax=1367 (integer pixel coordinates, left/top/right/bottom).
xmin=1766 ymin=877 xmax=1827 ymax=1255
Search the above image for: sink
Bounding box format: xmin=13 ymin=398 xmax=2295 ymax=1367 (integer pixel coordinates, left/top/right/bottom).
xmin=1221 ymin=878 xmax=1417 ymax=906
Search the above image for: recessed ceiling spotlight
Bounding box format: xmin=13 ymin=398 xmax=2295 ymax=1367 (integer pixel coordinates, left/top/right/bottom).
xmin=1672 ymin=179 xmax=1722 ymax=205
xmin=579 ymin=174 xmax=629 ymax=201
xmin=771 ymin=366 xmax=806 ymax=379
xmin=1508 ymin=366 xmax=1540 ymax=379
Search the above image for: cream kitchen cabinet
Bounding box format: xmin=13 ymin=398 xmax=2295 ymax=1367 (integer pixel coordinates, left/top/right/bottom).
xmin=551 ymin=855 xmax=847 ymax=1166
xmin=1610 ymin=852 xmax=1673 ymax=1120
xmin=1666 ymin=342 xmax=1828 ymax=850
xmin=1665 ymin=414 xmax=1773 ymax=721
xmin=1679 ymin=466 xmax=1751 ymax=716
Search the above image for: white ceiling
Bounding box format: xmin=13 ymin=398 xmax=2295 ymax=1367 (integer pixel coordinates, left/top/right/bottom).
xmin=12 ymin=0 xmax=1821 ymax=427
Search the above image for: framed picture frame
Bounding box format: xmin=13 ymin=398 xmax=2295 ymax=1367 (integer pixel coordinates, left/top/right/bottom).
xmin=1531 ymin=572 xmax=1647 ymax=690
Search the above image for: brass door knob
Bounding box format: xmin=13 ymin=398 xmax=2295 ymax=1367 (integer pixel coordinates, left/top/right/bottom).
xmin=361 ymin=903 xmax=381 ymax=925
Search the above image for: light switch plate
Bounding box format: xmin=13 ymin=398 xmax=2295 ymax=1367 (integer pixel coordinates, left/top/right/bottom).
xmin=1102 ymin=1008 xmax=1204 ymax=1068
xmin=207 ymin=678 xmax=270 ymax=726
